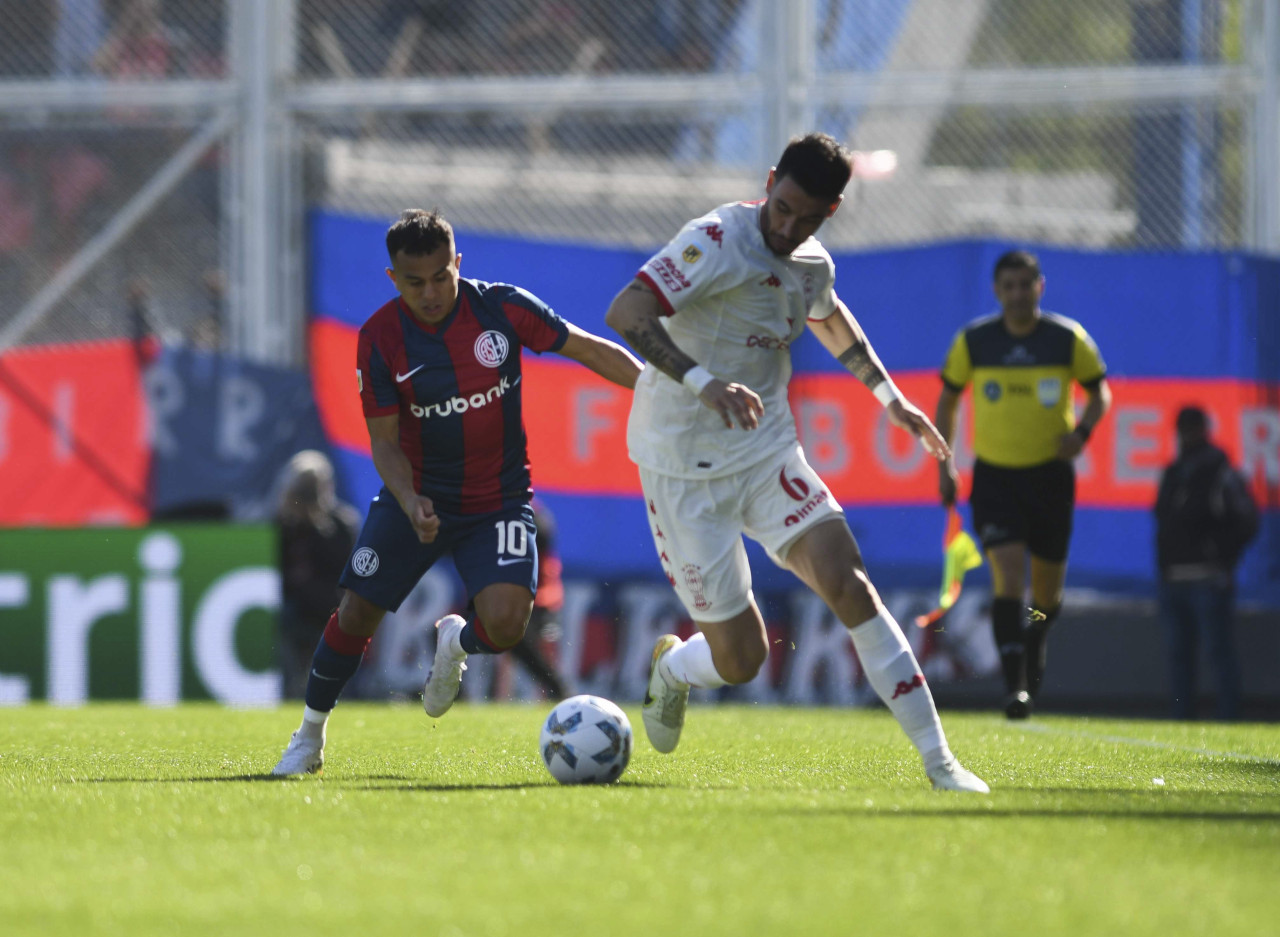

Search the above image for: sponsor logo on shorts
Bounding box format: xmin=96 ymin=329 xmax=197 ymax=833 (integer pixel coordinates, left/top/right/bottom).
xmin=682 ymin=244 xmax=702 ymax=263
xmin=779 ymin=469 xmax=811 ymax=501
xmin=760 ymin=274 xmax=781 ymax=288
xmin=351 ymin=547 xmax=379 ymax=577
xmin=474 ymin=330 xmax=509 ymax=368
xmin=979 ymin=523 xmax=1009 ymax=543
xmin=410 ymin=375 xmax=512 ymax=419
xmin=356 ymin=369 xmax=363 ymax=392
xmin=784 ymin=489 xmax=830 ymax=527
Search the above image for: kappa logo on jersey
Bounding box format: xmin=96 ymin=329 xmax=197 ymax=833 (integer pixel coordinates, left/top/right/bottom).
xmin=652 ymin=256 xmax=693 ymax=293
xmin=760 ymin=274 xmax=781 ymax=288
xmin=474 ymin=330 xmax=510 ymax=367
xmin=351 ymin=547 xmax=379 ymax=577
xmin=682 ymin=244 xmax=702 ymax=263
xmin=410 ymin=375 xmax=513 ymax=419
xmin=700 ymin=223 xmax=724 ymax=246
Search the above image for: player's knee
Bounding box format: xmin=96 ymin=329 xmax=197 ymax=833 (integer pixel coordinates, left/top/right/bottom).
xmin=825 ymin=567 xmax=878 ymax=620
xmin=483 ymin=606 xmax=532 ymax=650
xmin=337 ymin=591 xmax=384 ymax=636
xmin=716 ymin=640 xmax=768 ymax=685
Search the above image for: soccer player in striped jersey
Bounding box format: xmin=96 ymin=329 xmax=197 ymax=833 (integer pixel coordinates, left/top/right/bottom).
xmin=273 ymin=209 xmax=642 ymax=776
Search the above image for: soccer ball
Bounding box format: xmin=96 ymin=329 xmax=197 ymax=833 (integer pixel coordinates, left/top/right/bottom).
xmin=539 ymin=694 xmax=633 ymax=785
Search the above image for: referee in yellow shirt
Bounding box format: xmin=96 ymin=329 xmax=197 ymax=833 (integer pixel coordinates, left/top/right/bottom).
xmin=934 ymin=251 xmax=1112 ymax=719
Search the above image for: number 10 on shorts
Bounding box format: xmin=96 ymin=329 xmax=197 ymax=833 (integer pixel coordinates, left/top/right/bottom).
xmin=495 ymin=519 xmax=529 ymax=559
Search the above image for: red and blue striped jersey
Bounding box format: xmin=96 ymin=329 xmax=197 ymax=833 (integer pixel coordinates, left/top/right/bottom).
xmin=356 ymin=278 xmax=569 ymax=514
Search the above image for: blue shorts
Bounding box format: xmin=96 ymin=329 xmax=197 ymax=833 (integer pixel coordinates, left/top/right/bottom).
xmin=338 ymin=490 xmax=539 ymax=613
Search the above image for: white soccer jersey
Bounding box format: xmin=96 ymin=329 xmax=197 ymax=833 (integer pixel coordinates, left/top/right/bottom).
xmin=628 ymin=200 xmax=838 ymax=479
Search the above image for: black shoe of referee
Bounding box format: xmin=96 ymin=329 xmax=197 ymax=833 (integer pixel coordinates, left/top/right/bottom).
xmin=1004 ymin=691 xmax=1032 ymax=720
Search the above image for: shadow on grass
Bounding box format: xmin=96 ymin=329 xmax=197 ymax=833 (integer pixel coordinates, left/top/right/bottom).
xmin=84 ymin=774 xmax=673 ymax=790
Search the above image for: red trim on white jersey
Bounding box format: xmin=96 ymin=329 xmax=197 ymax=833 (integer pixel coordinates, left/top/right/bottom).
xmin=635 ymin=271 xmax=677 ymax=317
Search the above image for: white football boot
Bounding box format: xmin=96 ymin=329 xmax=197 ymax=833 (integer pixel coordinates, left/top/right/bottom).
xmin=927 ymin=757 xmax=990 ymax=793
xmin=271 ymin=731 xmax=324 ymax=777
xmin=641 ymin=634 xmax=690 ymax=754
xmin=423 ymin=614 xmax=469 ymax=718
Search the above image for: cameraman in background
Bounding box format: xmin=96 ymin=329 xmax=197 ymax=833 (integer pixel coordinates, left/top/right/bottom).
xmin=276 ymin=450 xmax=359 ymax=699
xmin=1154 ymin=406 xmax=1259 ymax=721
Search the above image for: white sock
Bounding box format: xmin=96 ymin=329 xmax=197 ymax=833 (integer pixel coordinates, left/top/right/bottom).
xmin=848 ymin=611 xmax=951 ymax=771
xmin=662 ymin=633 xmax=728 ymax=689
xmin=297 ymin=706 xmax=329 ymax=741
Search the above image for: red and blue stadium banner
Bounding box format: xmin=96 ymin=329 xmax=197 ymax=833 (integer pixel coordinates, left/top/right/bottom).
xmin=0 ymin=339 xmax=149 ymax=526
xmin=308 ymin=211 xmax=1280 ymax=602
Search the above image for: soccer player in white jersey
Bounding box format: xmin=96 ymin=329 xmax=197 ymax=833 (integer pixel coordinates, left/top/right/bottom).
xmin=605 ymin=132 xmax=988 ymax=793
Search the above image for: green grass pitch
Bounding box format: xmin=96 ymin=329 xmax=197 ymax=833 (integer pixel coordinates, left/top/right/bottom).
xmin=1 ymin=703 xmax=1277 ymax=937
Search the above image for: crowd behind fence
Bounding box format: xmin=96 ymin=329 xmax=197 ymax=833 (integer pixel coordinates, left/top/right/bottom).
xmin=0 ymin=0 xmax=1274 ymax=361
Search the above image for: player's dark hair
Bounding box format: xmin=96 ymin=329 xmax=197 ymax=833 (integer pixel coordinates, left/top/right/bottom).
xmin=774 ymin=132 xmax=853 ymax=204
xmin=993 ymin=250 xmax=1042 ymax=280
xmin=386 ymin=208 xmax=454 ymax=260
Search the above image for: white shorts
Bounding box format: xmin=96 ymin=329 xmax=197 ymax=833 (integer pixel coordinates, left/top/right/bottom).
xmin=638 ymin=443 xmax=844 ymax=623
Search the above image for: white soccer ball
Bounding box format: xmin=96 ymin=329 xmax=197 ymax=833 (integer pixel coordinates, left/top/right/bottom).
xmin=539 ymin=694 xmax=633 ymax=785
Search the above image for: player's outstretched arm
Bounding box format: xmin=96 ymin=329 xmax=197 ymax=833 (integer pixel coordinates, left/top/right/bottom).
xmin=605 ymin=278 xmax=763 ymax=430
xmin=556 ymin=323 xmax=644 ymax=389
xmin=366 ymin=413 xmax=439 ymax=543
xmin=809 ymin=299 xmax=950 ymax=461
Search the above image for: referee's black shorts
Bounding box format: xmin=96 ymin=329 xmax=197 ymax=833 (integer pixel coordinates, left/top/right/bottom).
xmin=969 ymin=458 xmax=1076 ymax=563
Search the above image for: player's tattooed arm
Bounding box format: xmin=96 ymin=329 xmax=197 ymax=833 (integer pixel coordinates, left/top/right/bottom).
xmin=607 ymin=281 xmax=699 ymax=383
xmin=809 ymin=299 xmax=892 ymax=393
xmin=837 ymin=340 xmax=891 ymax=394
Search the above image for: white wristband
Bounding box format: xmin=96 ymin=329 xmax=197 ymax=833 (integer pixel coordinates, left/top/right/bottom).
xmin=873 ymin=379 xmax=904 ymax=408
xmin=682 ymin=365 xmax=715 ymax=396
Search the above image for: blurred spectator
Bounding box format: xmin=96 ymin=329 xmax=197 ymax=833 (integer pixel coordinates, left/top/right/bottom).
xmin=1154 ymin=405 xmax=1259 ymax=721
xmin=491 ymin=498 xmax=572 ymax=700
xmin=54 ymin=0 xmax=106 ymax=76
xmin=92 ymin=0 xmax=173 ymax=79
xmin=275 ymin=450 xmax=360 ymax=699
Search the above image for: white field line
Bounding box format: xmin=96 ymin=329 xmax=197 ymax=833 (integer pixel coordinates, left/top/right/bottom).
xmin=1012 ymin=722 xmax=1280 ymax=766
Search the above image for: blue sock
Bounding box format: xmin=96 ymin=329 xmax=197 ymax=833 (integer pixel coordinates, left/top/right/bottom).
xmin=303 ymin=612 xmax=372 ymax=712
xmin=458 ymin=616 xmax=505 ymax=655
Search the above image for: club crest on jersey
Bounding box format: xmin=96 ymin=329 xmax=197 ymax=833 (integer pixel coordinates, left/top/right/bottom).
xmin=682 ymin=244 xmax=702 ymax=263
xmin=351 ymin=548 xmax=379 ymax=577
xmin=1037 ymin=377 xmax=1062 ymax=406
xmin=474 ymin=330 xmax=510 ymax=367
